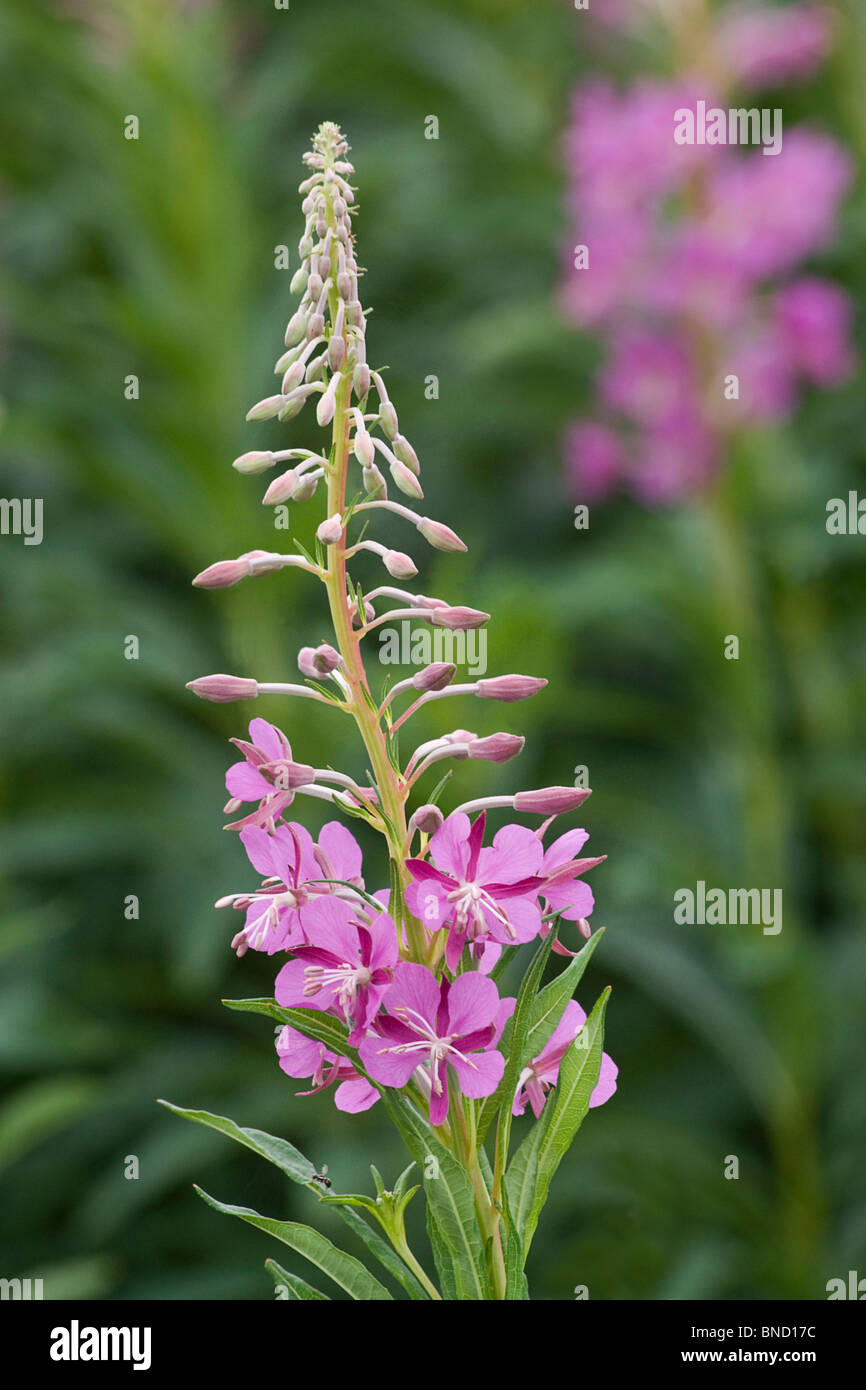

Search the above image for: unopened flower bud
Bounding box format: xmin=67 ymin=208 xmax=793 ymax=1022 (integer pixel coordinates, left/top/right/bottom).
xmin=412 ymin=662 xmax=456 ymax=692
xmin=337 ymin=270 xmax=354 ymax=299
xmin=298 ymin=234 xmax=314 ymax=259
xmin=262 ymin=469 xmax=299 ymax=505
xmin=513 ymin=787 xmax=592 ymax=814
xmin=281 ymin=360 xmax=306 ymax=393
xmin=409 ymin=804 xmax=444 ymax=836
xmin=246 ymin=394 xmax=288 ymax=422
xmin=417 ymin=517 xmax=466 ymax=552
xmin=308 ymin=312 xmax=325 ymax=339
xmin=350 ymin=596 xmax=376 ymax=626
xmin=393 ymin=434 xmax=420 ymax=475
xmin=476 ymin=675 xmax=547 ymax=702
xmin=232 ymin=450 xmax=276 ymax=475
xmin=390 ymin=459 xmax=424 ymax=499
xmin=192 ymin=557 xmax=254 ymax=588
xmin=353 ymin=428 xmax=375 ymax=468
xmin=317 ymin=376 xmax=339 ymax=426
xmin=317 ymin=513 xmax=344 ymax=544
xmin=258 ymin=758 xmax=317 ymax=791
xmin=307 ymin=271 xmax=323 ymax=301
xmin=328 ymin=334 xmax=346 ymax=372
xmin=298 ymin=643 xmax=343 ymax=678
xmin=429 ymin=606 xmax=489 ymax=630
xmin=186 ymin=674 xmax=258 ymax=703
xmin=468 ymin=733 xmax=525 ymax=764
xmin=353 ymin=362 xmax=371 ymax=398
xmin=362 ymin=463 xmax=387 ymax=497
xmin=290 ymin=266 xmax=309 ymax=296
xmin=379 ymin=403 xmax=399 ymax=440
xmin=285 ymin=310 xmax=308 ymax=347
xmin=293 ymin=472 xmax=321 ymax=501
xmin=383 ymin=549 xmax=417 ymax=579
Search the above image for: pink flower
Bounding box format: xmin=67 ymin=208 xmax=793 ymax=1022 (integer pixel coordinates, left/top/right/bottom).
xmin=275 ymin=1025 xmax=378 ymax=1113
xmin=223 ymin=718 xmax=314 ymax=831
xmin=405 ymin=811 xmax=545 ymax=972
xmin=222 ymin=820 xmax=365 ymax=956
xmin=275 ymin=897 xmax=399 ymax=1044
xmin=538 ymin=827 xmax=604 ymax=954
xmin=565 ymin=422 xmax=624 ymax=503
xmin=359 ymin=964 xmax=510 ymax=1125
xmin=513 ymin=1000 xmax=618 ymax=1119
xmin=717 ymin=3 xmax=833 ymax=90
xmin=774 ymin=277 xmax=854 ymax=385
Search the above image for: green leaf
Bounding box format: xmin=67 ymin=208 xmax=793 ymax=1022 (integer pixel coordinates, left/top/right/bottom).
xmin=194 ymin=1188 xmax=393 ymax=1300
xmin=157 ymin=1101 xmax=316 ymax=1186
xmin=378 ymin=1089 xmax=492 ymax=1300
xmin=221 ymin=999 xmax=361 ymax=1063
xmin=506 ymin=987 xmax=610 ymax=1257
xmin=265 ymin=1258 xmax=330 ymax=1301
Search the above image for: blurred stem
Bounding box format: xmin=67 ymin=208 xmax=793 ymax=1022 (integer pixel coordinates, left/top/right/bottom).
xmin=699 ymin=464 xmax=827 ymax=1291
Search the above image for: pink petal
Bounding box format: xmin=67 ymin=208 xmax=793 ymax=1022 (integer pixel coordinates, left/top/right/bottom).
xmin=226 ymin=762 xmax=271 ymax=801
xmin=450 ymin=1048 xmax=505 ymax=1099
xmin=478 ymin=824 xmax=544 ymax=883
xmin=428 ymin=812 xmax=472 ymax=879
xmin=335 ymin=1078 xmax=379 ymax=1112
xmin=249 ymin=717 xmax=289 ymax=761
xmin=445 ymin=972 xmax=502 ymax=1037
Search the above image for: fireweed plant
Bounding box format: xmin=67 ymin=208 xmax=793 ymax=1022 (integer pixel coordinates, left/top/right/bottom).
xmin=162 ymin=123 xmax=616 ymax=1302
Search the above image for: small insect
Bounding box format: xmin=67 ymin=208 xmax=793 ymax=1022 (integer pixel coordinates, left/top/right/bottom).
xmin=312 ymin=1164 xmax=331 ymax=1189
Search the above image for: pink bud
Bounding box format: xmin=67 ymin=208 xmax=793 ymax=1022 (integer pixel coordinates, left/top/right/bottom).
xmin=298 ymin=644 xmax=343 ymax=678
xmin=379 ymin=403 xmax=399 ymax=440
xmin=476 ymin=675 xmax=547 ymax=702
xmin=317 ymin=377 xmax=339 ymax=427
xmin=263 ymin=469 xmax=299 ymax=505
xmin=383 ymin=549 xmax=418 ymax=579
xmin=412 ymin=662 xmax=456 ymax=692
xmin=362 ymin=463 xmax=387 ymax=496
xmin=258 ymin=758 xmax=316 ymax=790
xmin=232 ymin=450 xmax=276 ymax=475
xmin=285 ymin=310 xmax=308 ymax=347
xmin=354 ymin=363 xmax=371 ymax=399
xmin=468 ymin=733 xmax=525 ymax=764
xmin=409 ymin=804 xmax=444 ymax=835
xmin=246 ymin=394 xmax=288 ymax=422
xmin=186 ymin=674 xmax=258 ymax=703
xmin=317 ymin=513 xmax=344 ymax=544
xmin=389 ymin=460 xmax=424 ymax=499
xmin=514 ymin=787 xmax=592 ymax=814
xmin=281 ymin=361 xmax=306 ymax=393
xmin=353 ymin=429 xmax=375 ymax=468
xmin=429 ymin=606 xmax=489 ymax=630
xmin=192 ymin=558 xmax=251 ymax=589
xmin=393 ymin=434 xmax=420 ymax=475
xmin=417 ymin=517 xmax=467 ymax=553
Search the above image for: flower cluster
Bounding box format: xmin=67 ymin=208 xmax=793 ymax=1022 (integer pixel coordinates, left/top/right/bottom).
xmin=214 ymin=721 xmax=616 ymax=1123
xmin=563 ymin=1 xmax=853 ymax=504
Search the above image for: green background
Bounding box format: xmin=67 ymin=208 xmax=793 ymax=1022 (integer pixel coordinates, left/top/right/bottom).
xmin=0 ymin=0 xmax=864 ymax=1299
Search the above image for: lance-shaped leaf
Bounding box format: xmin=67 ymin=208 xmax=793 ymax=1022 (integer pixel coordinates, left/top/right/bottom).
xmin=266 ymin=1258 xmax=330 ymax=1300
xmin=378 ymin=1088 xmax=492 ymax=1300
xmin=157 ymin=1101 xmax=316 ymax=1186
xmin=222 ymin=998 xmax=361 ymax=1063
xmin=505 ymin=986 xmax=610 ymax=1258
xmin=195 ymin=1188 xmax=393 ymax=1300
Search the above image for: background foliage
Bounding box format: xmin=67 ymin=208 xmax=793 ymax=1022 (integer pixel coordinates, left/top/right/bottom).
xmin=0 ymin=0 xmax=864 ymax=1299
